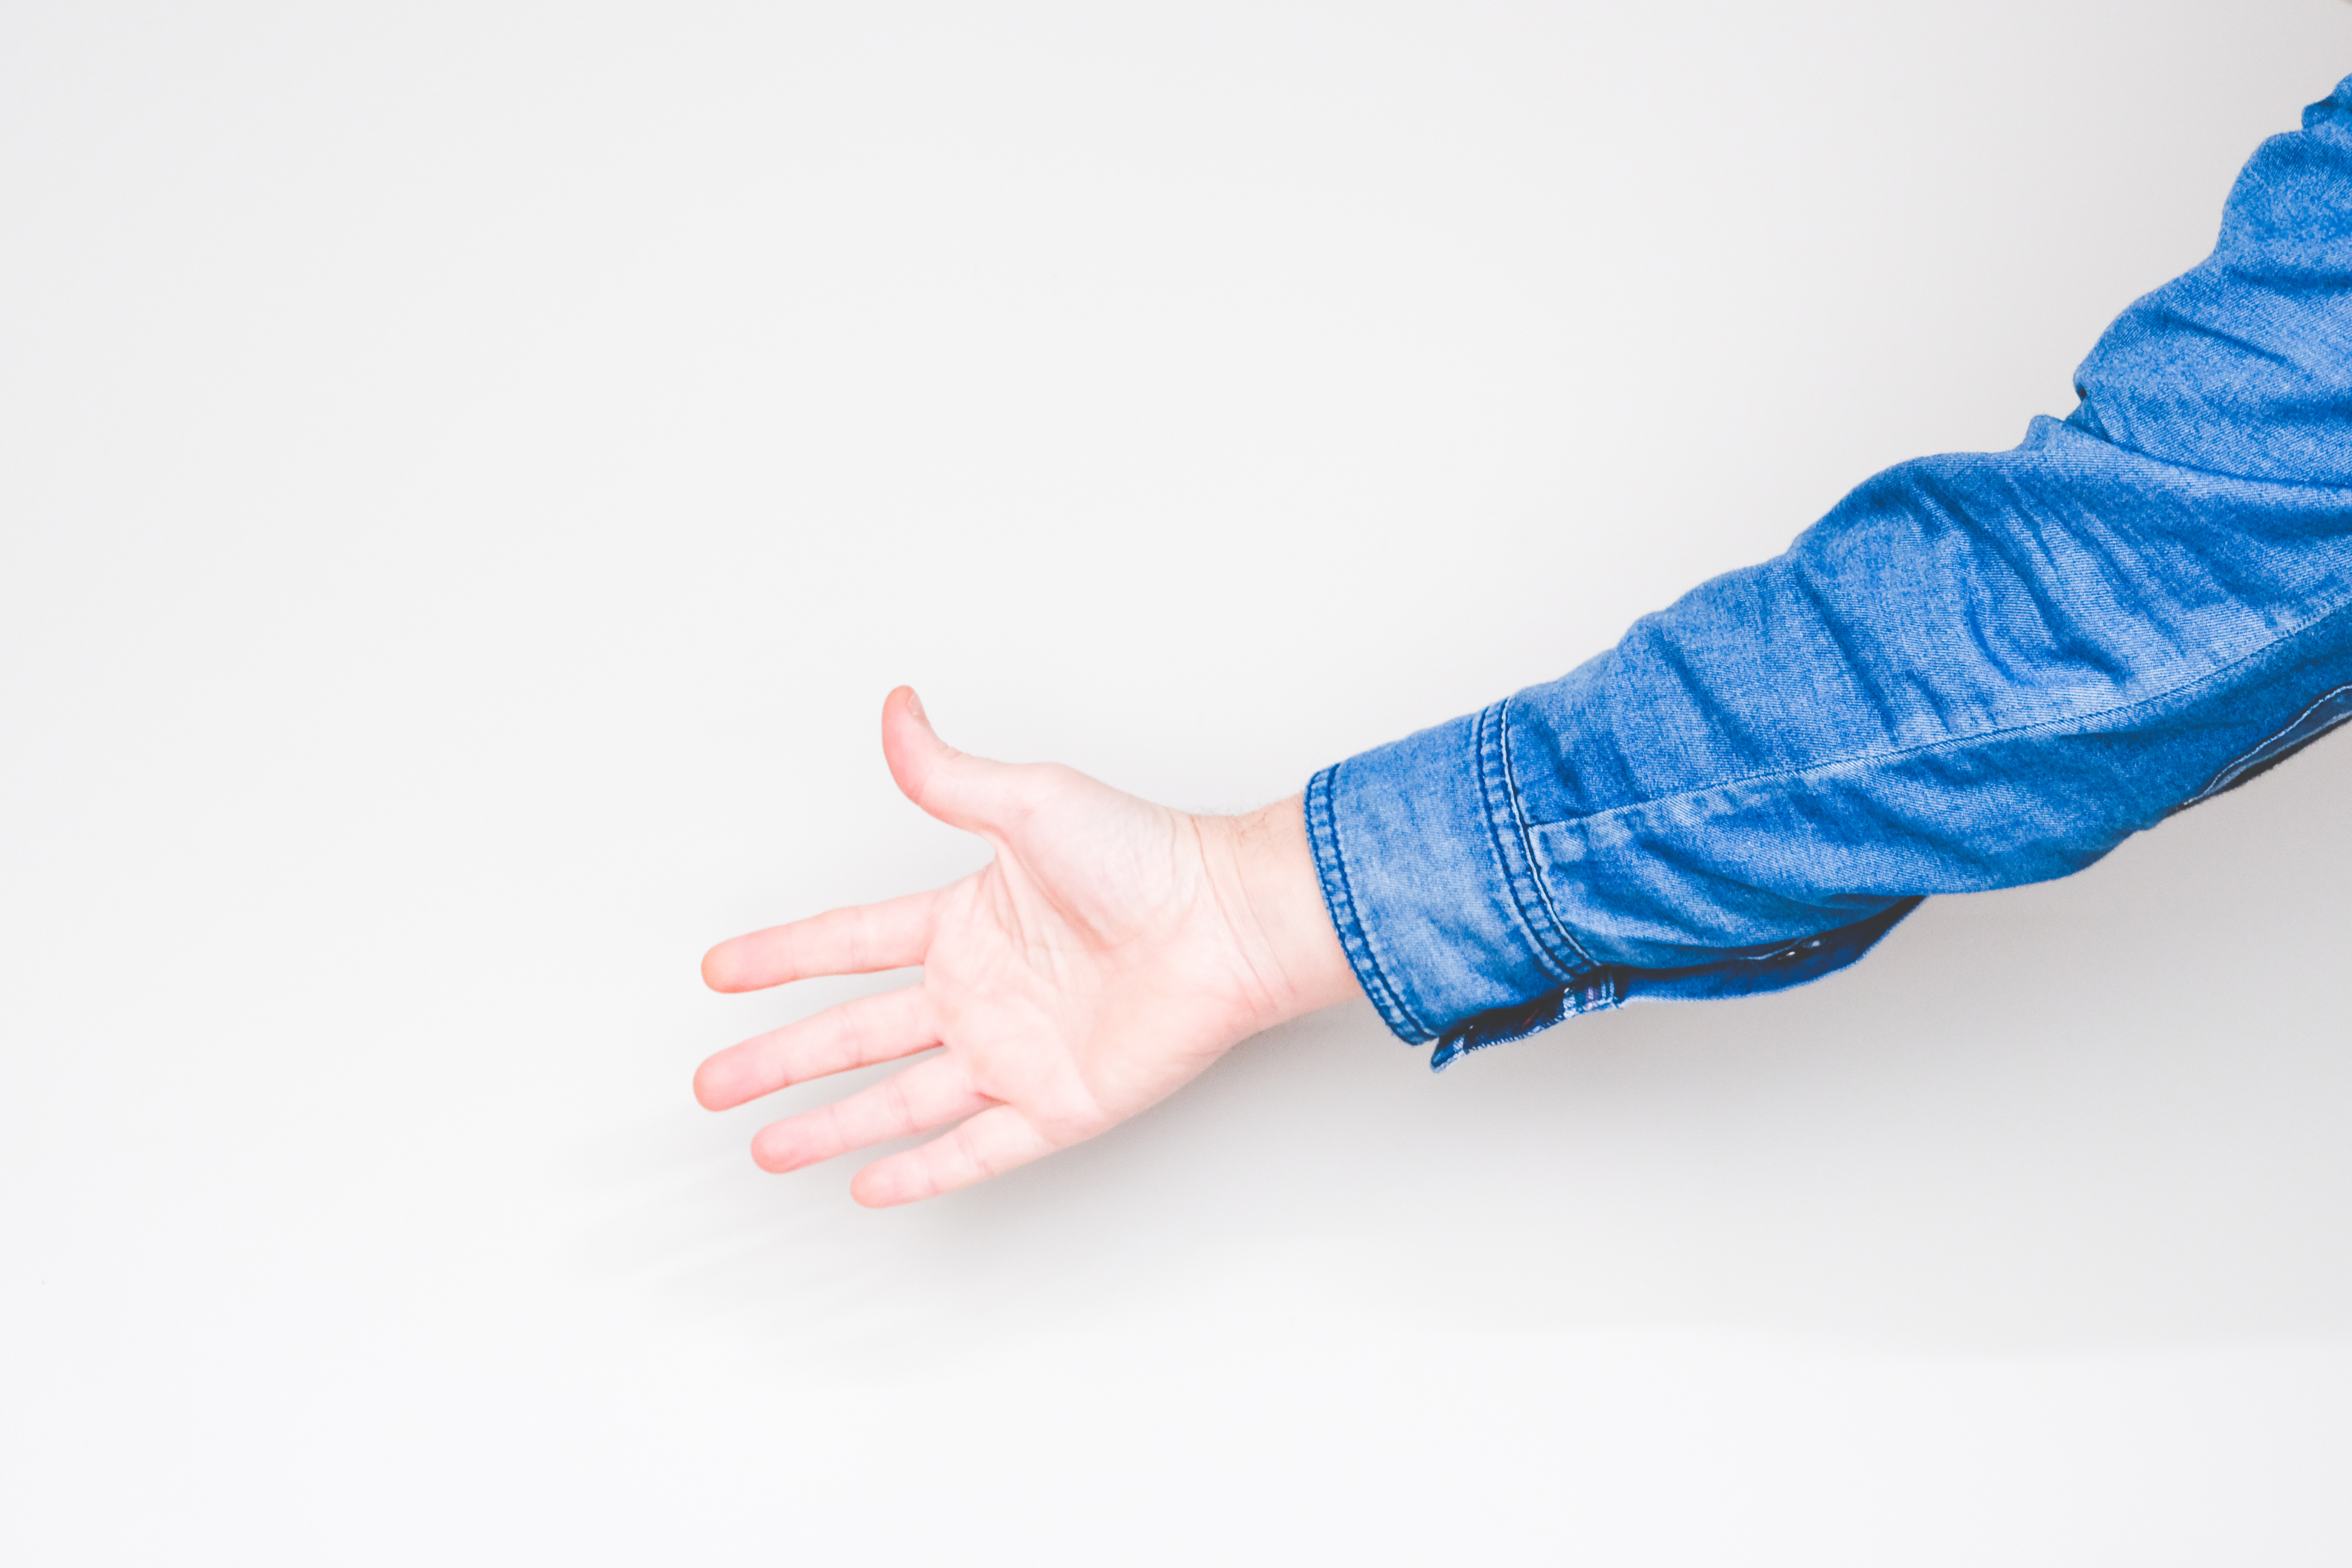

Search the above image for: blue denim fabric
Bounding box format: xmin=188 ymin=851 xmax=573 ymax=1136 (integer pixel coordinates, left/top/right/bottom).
xmin=1308 ymin=73 xmax=2352 ymax=1069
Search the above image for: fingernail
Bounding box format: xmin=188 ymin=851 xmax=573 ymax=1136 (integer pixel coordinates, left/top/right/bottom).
xmin=905 ymin=688 xmax=925 ymax=721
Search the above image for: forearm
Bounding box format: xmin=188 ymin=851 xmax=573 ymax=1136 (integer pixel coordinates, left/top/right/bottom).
xmin=1318 ymin=431 xmax=2352 ymax=1049
xmin=1306 ymin=75 xmax=2352 ymax=1063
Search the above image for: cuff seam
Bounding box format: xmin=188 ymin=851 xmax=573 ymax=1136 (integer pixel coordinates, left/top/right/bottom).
xmin=1476 ymin=698 xmax=1600 ymax=985
xmin=1304 ymin=766 xmax=1437 ymax=1044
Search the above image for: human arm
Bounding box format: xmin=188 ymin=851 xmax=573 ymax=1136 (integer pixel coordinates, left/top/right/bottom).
xmin=699 ymin=75 xmax=2352 ymax=1196
xmin=1311 ymin=72 xmax=2352 ymax=1064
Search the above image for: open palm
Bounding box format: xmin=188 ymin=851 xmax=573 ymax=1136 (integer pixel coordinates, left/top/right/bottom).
xmin=694 ymin=688 xmax=1354 ymax=1206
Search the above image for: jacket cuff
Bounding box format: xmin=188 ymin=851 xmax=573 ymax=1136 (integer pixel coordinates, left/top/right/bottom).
xmin=1304 ymin=700 xmax=1602 ymax=1047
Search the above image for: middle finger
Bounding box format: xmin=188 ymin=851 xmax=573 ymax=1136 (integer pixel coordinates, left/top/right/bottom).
xmin=693 ymin=985 xmax=937 ymax=1111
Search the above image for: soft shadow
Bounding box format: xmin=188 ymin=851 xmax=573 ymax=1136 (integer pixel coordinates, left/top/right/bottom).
xmin=581 ymin=735 xmax=2352 ymax=1361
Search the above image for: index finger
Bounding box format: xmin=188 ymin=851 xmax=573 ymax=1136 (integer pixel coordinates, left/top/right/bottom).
xmin=701 ymin=887 xmax=940 ymax=992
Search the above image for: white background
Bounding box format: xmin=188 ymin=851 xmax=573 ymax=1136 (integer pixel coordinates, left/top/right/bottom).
xmin=7 ymin=2 xmax=2352 ymax=1562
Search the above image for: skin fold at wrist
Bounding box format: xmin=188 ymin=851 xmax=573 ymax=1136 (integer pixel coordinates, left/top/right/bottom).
xmin=1196 ymin=795 xmax=1359 ymax=1033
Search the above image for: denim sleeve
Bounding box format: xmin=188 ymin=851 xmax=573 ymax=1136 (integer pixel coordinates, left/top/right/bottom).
xmin=1309 ymin=73 xmax=2352 ymax=1069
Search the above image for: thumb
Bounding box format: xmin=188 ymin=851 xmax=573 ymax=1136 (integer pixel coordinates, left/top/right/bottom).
xmin=881 ymin=687 xmax=1027 ymax=833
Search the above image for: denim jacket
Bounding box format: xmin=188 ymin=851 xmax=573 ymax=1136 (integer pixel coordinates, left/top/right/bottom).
xmin=1308 ymin=73 xmax=2352 ymax=1069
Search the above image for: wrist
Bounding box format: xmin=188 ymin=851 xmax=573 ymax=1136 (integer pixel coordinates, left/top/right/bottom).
xmin=1201 ymin=794 xmax=1359 ymax=1031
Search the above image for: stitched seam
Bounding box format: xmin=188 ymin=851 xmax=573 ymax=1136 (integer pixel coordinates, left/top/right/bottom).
xmin=1304 ymin=767 xmax=1434 ymax=1044
xmin=1471 ymin=706 xmax=1579 ymax=991
xmin=2185 ymin=679 xmax=2352 ymax=803
xmin=1541 ymin=589 xmax=2352 ymax=835
xmin=1305 ymin=770 xmax=1413 ymax=1037
xmin=1495 ymin=697 xmax=1599 ymax=973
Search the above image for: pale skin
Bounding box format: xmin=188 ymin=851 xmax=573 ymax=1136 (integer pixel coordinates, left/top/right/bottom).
xmin=694 ymin=687 xmax=1361 ymax=1206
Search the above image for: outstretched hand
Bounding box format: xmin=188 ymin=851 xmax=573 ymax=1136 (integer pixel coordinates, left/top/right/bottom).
xmin=694 ymin=688 xmax=1358 ymax=1206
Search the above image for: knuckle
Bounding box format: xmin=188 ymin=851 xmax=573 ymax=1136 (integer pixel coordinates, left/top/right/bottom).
xmin=960 ymin=1131 xmax=997 ymax=1183
xmin=833 ymin=1004 xmax=870 ymax=1068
